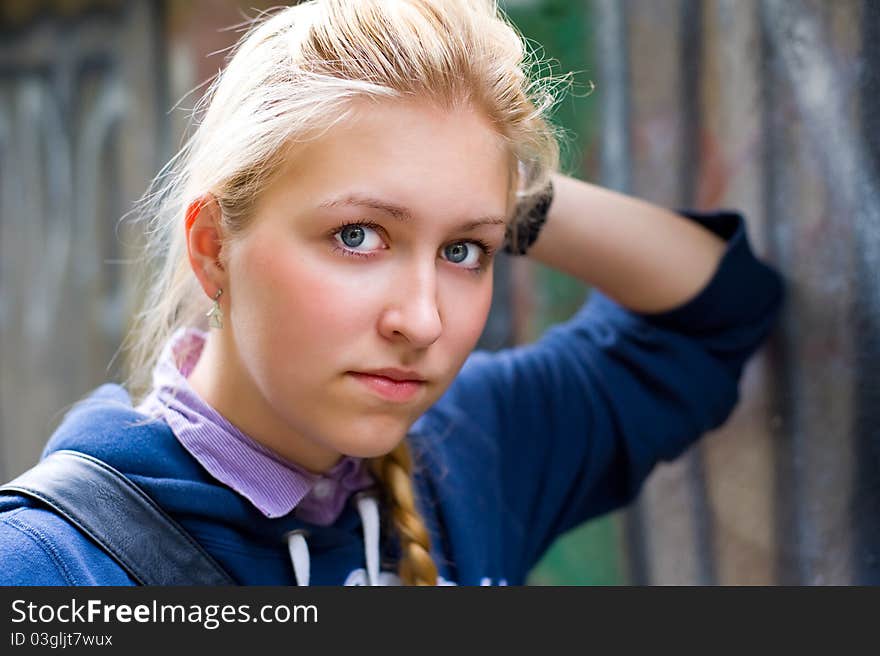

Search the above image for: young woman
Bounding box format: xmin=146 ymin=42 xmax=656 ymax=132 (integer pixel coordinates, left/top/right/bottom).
xmin=0 ymin=0 xmax=783 ymax=586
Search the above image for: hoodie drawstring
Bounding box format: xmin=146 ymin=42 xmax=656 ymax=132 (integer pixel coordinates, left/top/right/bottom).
xmin=355 ymin=492 xmax=380 ymax=586
xmin=287 ymin=529 xmax=310 ymax=587
xmin=286 ymin=491 xmax=380 ymax=586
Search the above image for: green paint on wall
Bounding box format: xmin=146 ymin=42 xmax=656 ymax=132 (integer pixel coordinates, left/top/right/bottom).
xmin=527 ymin=513 xmax=627 ymax=586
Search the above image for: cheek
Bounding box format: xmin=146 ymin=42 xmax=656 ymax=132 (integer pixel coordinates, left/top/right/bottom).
xmin=230 ymin=239 xmax=376 ymax=365
xmin=440 ymin=275 xmax=494 ymax=365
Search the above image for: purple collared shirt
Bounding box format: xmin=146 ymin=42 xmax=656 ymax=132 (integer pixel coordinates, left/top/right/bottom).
xmin=135 ymin=327 xmax=374 ymax=525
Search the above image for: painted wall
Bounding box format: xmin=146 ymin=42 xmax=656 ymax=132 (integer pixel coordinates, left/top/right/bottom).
xmin=549 ymin=0 xmax=880 ymax=585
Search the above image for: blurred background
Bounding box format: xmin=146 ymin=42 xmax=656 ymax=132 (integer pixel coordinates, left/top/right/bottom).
xmin=1 ymin=0 xmax=878 ymax=584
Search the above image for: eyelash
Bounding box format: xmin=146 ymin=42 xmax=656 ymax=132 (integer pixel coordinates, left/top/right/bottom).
xmin=329 ymin=220 xmax=496 ymax=274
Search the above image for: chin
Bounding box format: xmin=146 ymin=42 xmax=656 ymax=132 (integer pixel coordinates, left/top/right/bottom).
xmin=337 ymin=436 xmax=405 ymax=460
xmin=331 ymin=418 xmax=410 ymax=459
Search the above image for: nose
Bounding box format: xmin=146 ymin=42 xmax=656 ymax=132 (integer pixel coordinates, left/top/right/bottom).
xmin=377 ymin=260 xmax=442 ymax=348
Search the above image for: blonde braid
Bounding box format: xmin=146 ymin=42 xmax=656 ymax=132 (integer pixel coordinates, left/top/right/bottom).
xmin=369 ymin=441 xmax=438 ymax=586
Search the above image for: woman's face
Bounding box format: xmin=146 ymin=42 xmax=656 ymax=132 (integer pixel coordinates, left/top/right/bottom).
xmin=215 ymin=99 xmax=512 ymax=471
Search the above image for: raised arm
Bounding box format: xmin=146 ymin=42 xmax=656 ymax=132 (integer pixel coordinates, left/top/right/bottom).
xmin=530 ymin=173 xmax=727 ymax=313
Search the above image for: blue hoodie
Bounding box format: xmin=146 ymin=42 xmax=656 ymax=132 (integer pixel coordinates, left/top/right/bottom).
xmin=0 ymin=210 xmax=784 ymax=586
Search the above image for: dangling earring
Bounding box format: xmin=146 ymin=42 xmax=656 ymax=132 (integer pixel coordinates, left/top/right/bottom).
xmin=206 ymin=289 xmax=223 ymax=329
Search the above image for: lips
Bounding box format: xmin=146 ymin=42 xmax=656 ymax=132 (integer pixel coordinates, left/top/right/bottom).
xmin=356 ymin=368 xmax=426 ymax=383
xmin=348 ymin=372 xmax=425 ymax=403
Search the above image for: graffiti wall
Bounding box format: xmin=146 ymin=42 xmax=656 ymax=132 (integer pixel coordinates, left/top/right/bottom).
xmin=576 ymin=0 xmax=880 ymax=584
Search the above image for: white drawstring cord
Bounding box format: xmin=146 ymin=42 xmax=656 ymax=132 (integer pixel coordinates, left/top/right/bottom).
xmin=286 ymin=529 xmax=310 ymax=586
xmin=285 ymin=490 xmax=381 ymax=586
xmin=355 ymin=491 xmax=380 ymax=586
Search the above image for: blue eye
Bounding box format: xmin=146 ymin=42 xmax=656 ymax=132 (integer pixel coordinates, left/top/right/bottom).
xmin=443 ymin=242 xmax=481 ymax=268
xmin=333 ymin=223 xmax=384 ymax=253
xmin=340 ymin=225 xmax=366 ymax=248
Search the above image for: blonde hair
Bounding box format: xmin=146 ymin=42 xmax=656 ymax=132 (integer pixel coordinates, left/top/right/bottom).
xmin=123 ymin=0 xmax=566 ymax=585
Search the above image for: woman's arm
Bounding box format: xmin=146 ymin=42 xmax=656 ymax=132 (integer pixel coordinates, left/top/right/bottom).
xmin=528 ymin=173 xmax=727 ymax=314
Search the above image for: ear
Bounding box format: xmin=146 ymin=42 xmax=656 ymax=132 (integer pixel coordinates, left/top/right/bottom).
xmin=184 ymin=194 xmax=227 ymax=299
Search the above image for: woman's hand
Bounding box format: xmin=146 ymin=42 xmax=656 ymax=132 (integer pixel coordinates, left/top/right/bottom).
xmin=527 ymin=173 xmax=727 ymax=314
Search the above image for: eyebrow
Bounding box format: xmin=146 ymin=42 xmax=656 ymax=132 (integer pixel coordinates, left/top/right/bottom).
xmin=318 ymin=193 xmax=507 ymax=231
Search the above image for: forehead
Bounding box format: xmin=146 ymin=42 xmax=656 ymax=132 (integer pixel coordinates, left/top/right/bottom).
xmin=264 ymin=98 xmax=514 ymax=219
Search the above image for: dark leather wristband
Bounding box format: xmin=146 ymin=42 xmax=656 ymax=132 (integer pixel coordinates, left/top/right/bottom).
xmin=502 ymin=179 xmax=554 ymax=256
